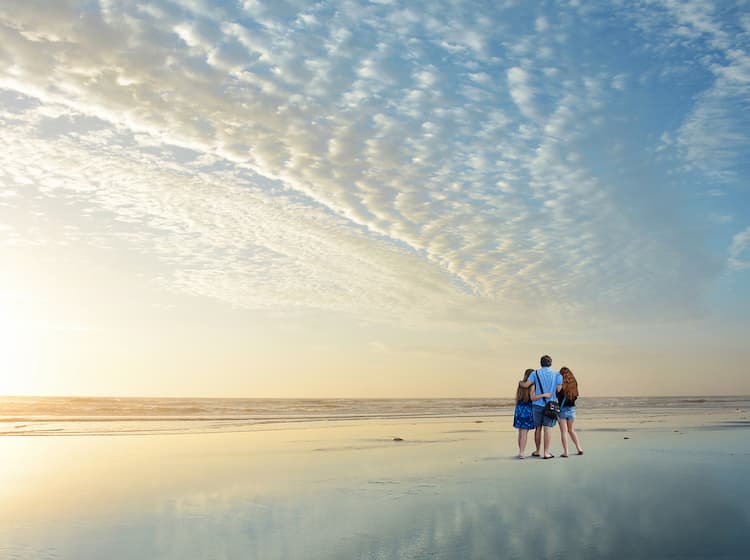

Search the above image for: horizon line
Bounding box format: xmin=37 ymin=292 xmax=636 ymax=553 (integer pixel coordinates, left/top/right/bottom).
xmin=0 ymin=393 xmax=746 ymax=400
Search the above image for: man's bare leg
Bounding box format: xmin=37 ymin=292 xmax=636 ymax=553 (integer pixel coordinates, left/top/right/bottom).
xmin=543 ymin=426 xmax=553 ymax=458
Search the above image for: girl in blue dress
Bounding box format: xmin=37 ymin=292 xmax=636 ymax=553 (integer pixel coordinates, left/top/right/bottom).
xmin=513 ymin=368 xmax=551 ymax=458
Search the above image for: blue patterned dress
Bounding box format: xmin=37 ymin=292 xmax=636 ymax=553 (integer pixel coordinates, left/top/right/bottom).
xmin=513 ymin=399 xmax=534 ymax=430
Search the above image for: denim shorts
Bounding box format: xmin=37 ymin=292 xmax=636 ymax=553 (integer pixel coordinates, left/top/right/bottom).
xmin=532 ymin=405 xmax=557 ymax=428
xmin=558 ymin=406 xmax=576 ymax=421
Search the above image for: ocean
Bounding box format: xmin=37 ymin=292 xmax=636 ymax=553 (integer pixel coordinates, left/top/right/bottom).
xmin=2 ymin=395 xmax=747 ymax=436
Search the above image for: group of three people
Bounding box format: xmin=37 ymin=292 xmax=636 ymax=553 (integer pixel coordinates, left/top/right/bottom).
xmin=512 ymin=354 xmax=584 ymax=459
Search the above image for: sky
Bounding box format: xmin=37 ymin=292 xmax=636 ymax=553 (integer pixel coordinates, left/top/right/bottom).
xmin=0 ymin=0 xmax=748 ymax=398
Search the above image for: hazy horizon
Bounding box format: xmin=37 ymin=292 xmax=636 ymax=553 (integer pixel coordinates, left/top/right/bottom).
xmin=1 ymin=1 xmax=749 ymax=398
xmin=1 ymin=392 xmax=748 ymax=400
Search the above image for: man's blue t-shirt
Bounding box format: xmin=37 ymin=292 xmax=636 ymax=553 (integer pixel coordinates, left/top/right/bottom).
xmin=529 ymin=367 xmax=563 ymax=408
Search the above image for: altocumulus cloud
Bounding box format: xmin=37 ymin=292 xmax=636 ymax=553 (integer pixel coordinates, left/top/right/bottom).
xmin=0 ymin=0 xmax=748 ymax=326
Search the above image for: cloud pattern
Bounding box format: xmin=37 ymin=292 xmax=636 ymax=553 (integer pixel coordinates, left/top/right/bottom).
xmin=0 ymin=0 xmax=748 ymax=325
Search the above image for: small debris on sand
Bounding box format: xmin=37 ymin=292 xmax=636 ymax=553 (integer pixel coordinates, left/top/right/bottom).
xmin=623 ymin=436 xmax=630 ymax=440
xmin=392 ymin=437 xmax=404 ymax=442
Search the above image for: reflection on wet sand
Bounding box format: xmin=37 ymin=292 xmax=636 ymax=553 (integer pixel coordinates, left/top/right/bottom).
xmin=0 ymin=417 xmax=748 ymax=559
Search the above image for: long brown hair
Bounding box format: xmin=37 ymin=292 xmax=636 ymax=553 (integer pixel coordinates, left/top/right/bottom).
xmin=559 ymin=367 xmax=579 ymax=400
xmin=516 ymin=369 xmax=534 ymax=402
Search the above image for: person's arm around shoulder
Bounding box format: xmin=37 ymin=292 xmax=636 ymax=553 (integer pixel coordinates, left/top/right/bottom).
xmin=527 ymin=371 xmax=548 ymax=400
xmin=519 ymin=370 xmax=537 ymax=389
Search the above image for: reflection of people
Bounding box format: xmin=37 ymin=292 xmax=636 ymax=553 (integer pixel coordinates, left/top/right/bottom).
xmin=527 ymin=355 xmax=562 ymax=459
xmin=513 ymin=369 xmax=551 ymax=459
xmin=557 ymin=366 xmax=584 ymax=457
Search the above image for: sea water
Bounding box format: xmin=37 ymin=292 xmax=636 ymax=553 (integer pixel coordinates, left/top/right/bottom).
xmin=1 ymin=395 xmax=747 ymax=436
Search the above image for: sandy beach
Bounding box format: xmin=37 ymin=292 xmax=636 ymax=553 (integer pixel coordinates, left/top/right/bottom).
xmin=1 ymin=399 xmax=748 ymax=559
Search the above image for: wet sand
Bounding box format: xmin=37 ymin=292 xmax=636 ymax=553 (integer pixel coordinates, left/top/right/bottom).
xmin=0 ymin=410 xmax=748 ymax=559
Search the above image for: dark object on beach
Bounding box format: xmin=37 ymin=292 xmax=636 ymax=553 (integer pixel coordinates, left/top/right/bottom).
xmin=392 ymin=437 xmax=404 ymax=441
xmin=624 ymin=436 xmax=630 ymax=440
xmin=475 ymin=420 xmax=483 ymax=423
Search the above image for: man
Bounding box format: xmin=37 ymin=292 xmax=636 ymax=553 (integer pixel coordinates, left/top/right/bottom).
xmin=527 ymin=355 xmax=563 ymax=459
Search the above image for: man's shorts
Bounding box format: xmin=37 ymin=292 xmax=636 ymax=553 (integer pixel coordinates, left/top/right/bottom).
xmin=533 ymin=405 xmax=557 ymax=428
xmin=558 ymin=406 xmax=576 ymax=421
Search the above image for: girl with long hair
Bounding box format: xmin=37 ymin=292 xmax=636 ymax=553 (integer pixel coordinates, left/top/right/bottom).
xmin=557 ymin=366 xmax=583 ymax=457
xmin=513 ymin=368 xmax=551 ymax=458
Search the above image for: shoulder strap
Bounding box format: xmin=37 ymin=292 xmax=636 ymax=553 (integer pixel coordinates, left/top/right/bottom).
xmin=535 ymin=370 xmax=546 ymax=400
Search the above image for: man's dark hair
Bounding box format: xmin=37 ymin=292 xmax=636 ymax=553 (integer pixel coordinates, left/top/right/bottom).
xmin=540 ymin=355 xmax=552 ymax=367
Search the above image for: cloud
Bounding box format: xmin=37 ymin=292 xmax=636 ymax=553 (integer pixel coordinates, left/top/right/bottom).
xmin=0 ymin=0 xmax=743 ymax=328
xmin=729 ymin=227 xmax=750 ymax=270
xmin=0 ymin=101 xmax=469 ymax=325
xmin=507 ymin=66 xmax=538 ymax=120
xmin=676 ymin=40 xmax=750 ymax=183
xmin=623 ymin=0 xmax=750 ymax=183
